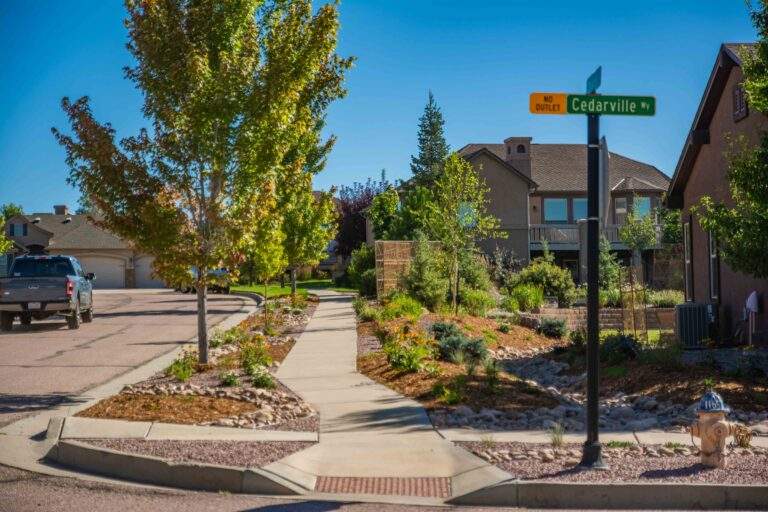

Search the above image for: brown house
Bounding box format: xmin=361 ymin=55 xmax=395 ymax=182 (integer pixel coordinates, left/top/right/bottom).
xmin=667 ymin=43 xmax=768 ymax=340
xmin=2 ymin=205 xmax=164 ymax=289
xmin=458 ymin=136 xmax=670 ymax=281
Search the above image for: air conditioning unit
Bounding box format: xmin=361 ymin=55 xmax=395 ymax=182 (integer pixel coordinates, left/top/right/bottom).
xmin=675 ymin=302 xmax=710 ymax=349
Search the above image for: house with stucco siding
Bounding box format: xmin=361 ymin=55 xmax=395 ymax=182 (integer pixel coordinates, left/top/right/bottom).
xmin=2 ymin=205 xmax=164 ymax=289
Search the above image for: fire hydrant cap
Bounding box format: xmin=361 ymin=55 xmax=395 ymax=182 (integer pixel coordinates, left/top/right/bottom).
xmin=696 ymin=390 xmax=730 ymax=413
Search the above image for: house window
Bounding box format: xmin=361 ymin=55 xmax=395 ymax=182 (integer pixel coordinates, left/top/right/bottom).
xmin=22 ymin=223 xmax=27 ymax=236
xmin=634 ymin=196 xmax=652 ymax=217
xmin=708 ymin=232 xmax=720 ymax=301
xmin=516 ymin=144 xmax=526 ymax=154
xmin=683 ymin=220 xmax=693 ymax=301
xmin=733 ymin=83 xmax=749 ymax=122
xmin=8 ymin=224 xmax=14 ymax=237
xmin=543 ymin=198 xmax=568 ymax=223
xmin=572 ymin=198 xmax=588 ymax=221
xmin=614 ymin=197 xmax=628 ymax=225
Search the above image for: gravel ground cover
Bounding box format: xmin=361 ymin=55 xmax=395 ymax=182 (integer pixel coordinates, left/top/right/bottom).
xmin=460 ymin=441 xmax=768 ymax=485
xmin=81 ymin=439 xmax=314 ymax=468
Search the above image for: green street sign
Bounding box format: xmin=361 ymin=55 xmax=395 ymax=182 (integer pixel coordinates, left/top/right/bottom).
xmin=567 ymin=94 xmax=655 ymax=116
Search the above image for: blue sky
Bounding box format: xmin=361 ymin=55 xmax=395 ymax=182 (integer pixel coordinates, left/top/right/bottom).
xmin=0 ymin=1 xmax=758 ymax=213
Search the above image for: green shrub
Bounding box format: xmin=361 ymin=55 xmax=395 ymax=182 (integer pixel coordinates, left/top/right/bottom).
xmin=537 ymin=317 xmax=567 ymax=338
xmin=499 ymin=295 xmax=520 ymax=313
xmin=498 ymin=323 xmax=511 ymax=334
xmin=404 ymin=234 xmax=449 ymax=311
xmin=247 ymin=365 xmax=276 ymax=388
xmin=432 ymin=383 xmax=462 ymax=405
xmin=600 ymin=333 xmax=640 ymax=365
xmin=210 ymin=326 xmax=250 ymax=348
xmin=461 ymin=289 xmax=495 ymax=317
xmin=381 ymin=294 xmax=423 ymax=321
xmin=600 ymin=288 xmax=622 ymax=308
xmin=647 ymin=289 xmax=684 ymax=308
xmin=484 ymin=358 xmax=500 ymax=390
xmin=569 ymin=327 xmax=586 ymax=348
xmin=437 ymin=334 xmax=468 ymax=360
xmin=347 ymin=245 xmax=376 ymax=296
xmin=166 ymin=352 xmax=197 ymax=382
xmin=241 ymin=342 xmax=272 ymax=373
xmin=509 ymin=258 xmax=575 ymax=307
xmin=459 ymin=251 xmax=492 ymax=292
xmin=432 ymin=321 xmax=462 ymax=341
xmin=353 ymin=297 xmax=381 ymax=322
xmin=462 ymin=338 xmax=488 ymax=376
xmin=220 ymin=371 xmax=240 ymax=387
xmin=384 ymin=343 xmax=431 ymax=373
xmin=508 ymin=284 xmax=544 ymax=312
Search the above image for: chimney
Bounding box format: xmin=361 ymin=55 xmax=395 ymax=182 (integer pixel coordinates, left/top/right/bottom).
xmin=53 ymin=204 xmax=69 ymax=215
xmin=503 ymin=136 xmax=532 ymax=178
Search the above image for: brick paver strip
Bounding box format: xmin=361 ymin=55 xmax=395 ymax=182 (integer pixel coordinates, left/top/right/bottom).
xmin=314 ymin=476 xmax=451 ymax=498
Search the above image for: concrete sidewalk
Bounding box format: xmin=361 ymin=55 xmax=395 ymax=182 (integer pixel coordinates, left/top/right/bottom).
xmin=270 ymin=291 xmax=496 ymax=480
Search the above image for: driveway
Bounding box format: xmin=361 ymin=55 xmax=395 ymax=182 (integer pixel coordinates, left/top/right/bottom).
xmin=0 ymin=290 xmax=251 ymax=427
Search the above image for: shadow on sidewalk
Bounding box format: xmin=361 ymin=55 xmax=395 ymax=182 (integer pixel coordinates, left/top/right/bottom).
xmin=242 ymin=501 xmax=345 ymax=511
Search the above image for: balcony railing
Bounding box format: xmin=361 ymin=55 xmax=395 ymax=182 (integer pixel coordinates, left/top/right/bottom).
xmin=530 ymin=224 xmax=660 ymax=247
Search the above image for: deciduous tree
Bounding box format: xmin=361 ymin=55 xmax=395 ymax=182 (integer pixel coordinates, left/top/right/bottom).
xmin=53 ymin=0 xmax=351 ymax=364
xmin=1 ymin=204 xmax=23 ymax=221
xmin=427 ymin=154 xmax=502 ymax=313
xmin=619 ymin=205 xmax=657 ymax=273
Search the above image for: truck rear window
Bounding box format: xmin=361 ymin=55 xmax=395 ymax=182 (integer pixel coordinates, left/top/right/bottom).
xmin=11 ymin=258 xmax=75 ymax=278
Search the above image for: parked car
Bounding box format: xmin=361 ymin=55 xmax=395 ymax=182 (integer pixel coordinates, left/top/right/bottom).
xmin=174 ymin=267 xmax=232 ymax=294
xmin=0 ymin=255 xmax=95 ymax=331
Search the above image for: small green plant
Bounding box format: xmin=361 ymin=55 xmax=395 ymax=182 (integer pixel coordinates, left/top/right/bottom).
xmin=569 ymin=328 xmax=586 ymax=348
xmin=537 ymin=317 xmax=567 ymax=338
xmin=549 ymin=422 xmax=565 ymax=448
xmin=703 ymin=377 xmax=716 ymax=390
xmin=461 ymin=288 xmax=496 ymax=317
xmin=646 ymin=289 xmax=684 ymax=308
xmin=508 ymin=283 xmax=545 ymax=312
xmin=432 ymin=383 xmax=462 ymax=405
xmin=241 ymin=342 xmax=272 ymax=373
xmin=165 ymin=352 xmax=197 ymax=382
xmin=664 ymin=441 xmax=685 ymax=450
xmin=220 ymin=371 xmax=240 ymax=387
xmin=353 ymin=297 xmax=381 ymax=322
xmin=484 ymin=358 xmax=500 ymax=391
xmin=424 ymin=362 xmax=443 ymax=378
xmin=480 ymin=433 xmax=496 ymax=451
xmin=384 ymin=343 xmax=431 ymax=373
xmin=380 ymin=293 xmax=424 ymax=321
xmin=432 ymin=322 xmax=462 ymax=341
xmin=481 ymin=329 xmax=499 ymax=344
xmin=600 ymin=333 xmax=640 ymax=365
xmin=605 ymin=440 xmax=635 ymax=449
xmin=248 ymin=364 xmax=276 ymax=388
xmin=498 ymin=323 xmax=511 ymax=334
xmin=499 ymin=295 xmax=519 ymax=313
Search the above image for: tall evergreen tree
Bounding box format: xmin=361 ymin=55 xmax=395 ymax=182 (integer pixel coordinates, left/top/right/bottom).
xmin=410 ymin=91 xmax=449 ymax=188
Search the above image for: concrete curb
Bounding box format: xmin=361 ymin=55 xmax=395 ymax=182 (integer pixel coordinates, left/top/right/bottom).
xmin=47 ymin=439 xmax=307 ymax=495
xmin=447 ymin=478 xmax=768 ymax=510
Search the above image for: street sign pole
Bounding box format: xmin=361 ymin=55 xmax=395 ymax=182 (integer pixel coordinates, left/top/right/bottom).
xmin=581 ymin=110 xmax=607 ymax=469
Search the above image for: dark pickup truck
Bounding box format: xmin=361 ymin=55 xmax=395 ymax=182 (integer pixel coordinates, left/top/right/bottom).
xmin=0 ymin=255 xmax=95 ymax=331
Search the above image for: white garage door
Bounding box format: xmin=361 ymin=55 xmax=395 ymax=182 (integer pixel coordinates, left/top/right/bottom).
xmin=135 ymin=256 xmax=165 ymax=288
xmin=78 ymin=256 xmax=125 ymax=289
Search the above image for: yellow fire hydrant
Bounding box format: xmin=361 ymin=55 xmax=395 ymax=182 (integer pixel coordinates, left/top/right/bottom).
xmin=690 ymin=390 xmax=738 ymax=468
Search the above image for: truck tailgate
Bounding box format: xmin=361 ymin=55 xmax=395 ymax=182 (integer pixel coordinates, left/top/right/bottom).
xmin=0 ymin=278 xmax=69 ymax=303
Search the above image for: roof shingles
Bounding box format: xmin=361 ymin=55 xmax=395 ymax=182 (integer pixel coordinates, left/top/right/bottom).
xmin=24 ymin=214 xmax=129 ymax=250
xmin=459 ymin=143 xmax=669 ymax=193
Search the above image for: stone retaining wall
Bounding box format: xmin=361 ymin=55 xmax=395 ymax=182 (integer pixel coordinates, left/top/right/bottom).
xmin=531 ymin=307 xmax=676 ymax=331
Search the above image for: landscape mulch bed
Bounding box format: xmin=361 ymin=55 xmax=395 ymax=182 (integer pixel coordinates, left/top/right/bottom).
xmin=82 ymin=438 xmax=313 ymax=468
xmin=358 ymin=350 xmax=557 ymax=412
xmin=460 ymin=442 xmax=768 ymax=485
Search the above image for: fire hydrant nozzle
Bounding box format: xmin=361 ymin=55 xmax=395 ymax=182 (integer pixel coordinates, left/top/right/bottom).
xmin=690 ymin=390 xmax=738 ymax=468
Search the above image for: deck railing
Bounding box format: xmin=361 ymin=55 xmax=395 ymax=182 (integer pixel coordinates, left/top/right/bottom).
xmin=529 ymin=224 xmax=660 ymax=246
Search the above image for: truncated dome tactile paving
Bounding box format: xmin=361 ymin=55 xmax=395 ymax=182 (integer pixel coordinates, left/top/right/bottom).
xmin=314 ymin=476 xmax=451 ymax=498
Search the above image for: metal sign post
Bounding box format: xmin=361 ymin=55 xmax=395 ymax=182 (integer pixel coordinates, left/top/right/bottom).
xmin=529 ymin=68 xmax=655 ymax=470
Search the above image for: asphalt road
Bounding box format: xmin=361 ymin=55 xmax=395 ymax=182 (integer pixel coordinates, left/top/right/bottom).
xmin=0 ymin=290 xmax=250 ymax=427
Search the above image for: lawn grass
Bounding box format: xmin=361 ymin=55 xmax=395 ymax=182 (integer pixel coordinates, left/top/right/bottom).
xmin=232 ymin=279 xmax=356 ymax=298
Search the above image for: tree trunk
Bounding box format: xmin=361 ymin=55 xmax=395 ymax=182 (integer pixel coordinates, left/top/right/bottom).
xmin=196 ymin=271 xmax=208 ymax=365
xmin=291 ymin=268 xmax=297 ymax=296
xmin=263 ymin=281 xmax=269 ymax=328
xmin=452 ymin=252 xmax=459 ymax=316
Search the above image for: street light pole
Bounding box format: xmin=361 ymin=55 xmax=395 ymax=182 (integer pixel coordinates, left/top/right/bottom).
xmin=580 ymin=110 xmax=607 ymax=469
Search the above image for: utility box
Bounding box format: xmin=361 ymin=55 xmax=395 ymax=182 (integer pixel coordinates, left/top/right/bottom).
xmin=676 ymin=302 xmax=711 ymax=349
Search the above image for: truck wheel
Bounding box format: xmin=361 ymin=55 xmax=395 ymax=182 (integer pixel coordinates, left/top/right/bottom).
xmin=0 ymin=313 xmax=13 ymax=332
xmin=20 ymin=313 xmax=32 ymax=325
xmin=82 ymin=308 xmax=94 ymax=323
xmin=67 ymin=301 xmax=82 ymax=330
